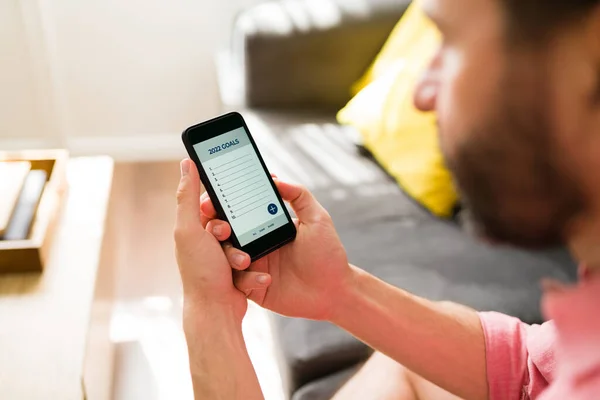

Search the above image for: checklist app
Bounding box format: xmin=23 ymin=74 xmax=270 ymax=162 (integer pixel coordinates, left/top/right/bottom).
xmin=194 ymin=128 xmax=288 ymax=246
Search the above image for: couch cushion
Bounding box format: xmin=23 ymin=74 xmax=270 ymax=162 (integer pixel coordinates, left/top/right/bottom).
xmin=241 ymin=110 xmax=577 ymax=393
xmin=232 ymin=0 xmax=411 ymax=109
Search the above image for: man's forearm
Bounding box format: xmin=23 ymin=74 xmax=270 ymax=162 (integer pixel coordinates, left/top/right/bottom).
xmin=332 ymin=266 xmax=488 ymax=400
xmin=184 ymin=305 xmax=264 ymax=400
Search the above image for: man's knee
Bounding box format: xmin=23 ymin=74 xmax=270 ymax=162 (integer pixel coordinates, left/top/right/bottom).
xmin=349 ymin=353 xmax=462 ymax=400
xmin=331 ymin=352 xmax=416 ymax=400
xmin=369 ymin=352 xmax=411 ymax=376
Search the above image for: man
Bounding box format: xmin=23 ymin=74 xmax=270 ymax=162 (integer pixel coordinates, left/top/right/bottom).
xmin=174 ymin=0 xmax=600 ymax=398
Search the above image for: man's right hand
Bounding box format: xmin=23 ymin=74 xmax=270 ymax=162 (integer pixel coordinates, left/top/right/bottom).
xmin=200 ymin=178 xmax=351 ymax=321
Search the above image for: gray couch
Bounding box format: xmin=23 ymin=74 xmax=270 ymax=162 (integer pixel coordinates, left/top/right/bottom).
xmin=217 ymin=1 xmax=576 ymax=399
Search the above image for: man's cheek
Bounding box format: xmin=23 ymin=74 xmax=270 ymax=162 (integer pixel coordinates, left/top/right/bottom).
xmin=436 ymin=86 xmax=462 ymax=160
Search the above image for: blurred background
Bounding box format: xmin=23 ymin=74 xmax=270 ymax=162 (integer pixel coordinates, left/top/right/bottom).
xmin=1 ymin=0 xmax=266 ymax=159
xmin=0 ymin=1 xmax=575 ymax=400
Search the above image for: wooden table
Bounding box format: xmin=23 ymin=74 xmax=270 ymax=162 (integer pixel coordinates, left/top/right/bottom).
xmin=0 ymin=157 xmax=116 ymax=400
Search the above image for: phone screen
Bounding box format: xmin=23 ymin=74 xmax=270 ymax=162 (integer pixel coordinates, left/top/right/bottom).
xmin=193 ymin=127 xmax=289 ymax=246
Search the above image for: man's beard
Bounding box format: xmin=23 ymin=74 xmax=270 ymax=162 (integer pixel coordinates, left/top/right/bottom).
xmin=443 ymin=76 xmax=586 ymax=249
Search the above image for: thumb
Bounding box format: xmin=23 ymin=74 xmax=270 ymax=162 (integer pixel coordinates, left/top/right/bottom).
xmin=175 ymin=159 xmax=203 ymax=235
xmin=274 ymin=179 xmax=328 ymax=223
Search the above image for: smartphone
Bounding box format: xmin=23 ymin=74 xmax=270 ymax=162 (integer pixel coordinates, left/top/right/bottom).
xmin=182 ymin=112 xmax=297 ymax=261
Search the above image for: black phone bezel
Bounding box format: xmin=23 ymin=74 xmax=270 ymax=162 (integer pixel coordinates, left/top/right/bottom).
xmin=181 ymin=112 xmax=297 ymax=261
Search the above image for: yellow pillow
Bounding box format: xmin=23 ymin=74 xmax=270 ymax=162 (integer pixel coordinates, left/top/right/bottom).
xmin=337 ymin=2 xmax=458 ymax=217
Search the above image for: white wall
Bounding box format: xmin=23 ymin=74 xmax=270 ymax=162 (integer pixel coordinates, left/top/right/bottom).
xmin=0 ymin=0 xmax=262 ymax=160
xmin=0 ymin=1 xmax=52 ymax=142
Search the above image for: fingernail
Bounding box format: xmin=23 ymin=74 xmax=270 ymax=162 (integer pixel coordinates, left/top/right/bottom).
xmin=212 ymin=225 xmax=223 ymax=236
xmin=232 ymin=253 xmax=245 ymax=267
xmin=256 ymin=274 xmax=269 ymax=284
xmin=180 ymin=159 xmax=190 ymax=177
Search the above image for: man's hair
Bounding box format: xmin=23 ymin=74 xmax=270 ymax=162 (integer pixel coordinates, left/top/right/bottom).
xmin=503 ymin=0 xmax=600 ymax=42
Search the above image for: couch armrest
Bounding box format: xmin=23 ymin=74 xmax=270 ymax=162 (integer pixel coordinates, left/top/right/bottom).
xmin=222 ymin=0 xmax=411 ymax=111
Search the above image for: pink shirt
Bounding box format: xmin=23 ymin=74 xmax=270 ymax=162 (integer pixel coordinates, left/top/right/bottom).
xmin=479 ymin=270 xmax=600 ymax=399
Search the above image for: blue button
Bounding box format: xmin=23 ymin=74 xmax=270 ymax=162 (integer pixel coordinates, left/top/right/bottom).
xmin=267 ymin=203 xmax=278 ymax=215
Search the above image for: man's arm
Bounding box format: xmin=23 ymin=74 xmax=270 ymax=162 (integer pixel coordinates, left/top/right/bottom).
xmin=183 ymin=304 xmax=264 ymax=400
xmin=174 ymin=159 xmax=268 ymax=400
xmin=194 ymin=178 xmax=488 ymax=399
xmin=332 ymin=266 xmax=488 ymax=400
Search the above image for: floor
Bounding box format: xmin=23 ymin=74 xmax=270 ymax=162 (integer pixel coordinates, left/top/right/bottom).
xmin=109 ymin=162 xmax=286 ymax=400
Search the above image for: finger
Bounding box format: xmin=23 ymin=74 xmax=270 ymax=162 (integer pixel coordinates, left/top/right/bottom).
xmin=200 ymin=213 xmax=211 ymax=229
xmin=273 ymin=179 xmax=328 ymax=223
xmin=270 ymin=173 xmax=278 ymax=179
xmin=222 ymin=244 xmax=251 ymax=270
xmin=200 ymin=195 xmax=218 ymax=219
xmin=205 ymin=220 xmax=232 ymax=242
xmin=199 ymin=192 xmax=212 ymax=228
xmin=199 ymin=192 xmax=217 ymax=229
xmin=233 ymin=271 xmax=272 ymax=294
xmin=175 ymin=159 xmax=203 ymax=235
xmin=200 ymin=191 xmax=209 ymax=205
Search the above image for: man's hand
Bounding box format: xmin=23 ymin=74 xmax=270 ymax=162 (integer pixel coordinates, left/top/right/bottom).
xmin=175 ymin=158 xmax=271 ymax=324
xmin=199 ymin=175 xmax=351 ymax=321
xmin=175 ymin=159 xmax=265 ymax=400
xmin=177 ymin=160 xmax=488 ymax=400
